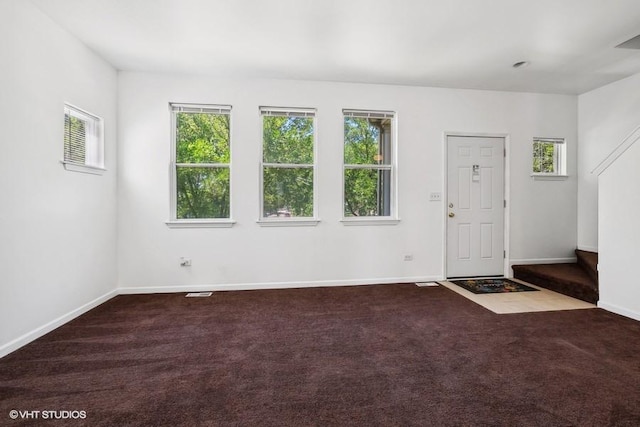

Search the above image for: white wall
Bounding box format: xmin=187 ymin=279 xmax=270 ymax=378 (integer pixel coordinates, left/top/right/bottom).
xmin=578 ymin=72 xmax=640 ymax=251
xmin=598 ymin=140 xmax=640 ymax=320
xmin=117 ymin=72 xmax=578 ymax=291
xmin=579 ymin=70 xmax=640 ymax=319
xmin=0 ymin=1 xmax=118 ymax=356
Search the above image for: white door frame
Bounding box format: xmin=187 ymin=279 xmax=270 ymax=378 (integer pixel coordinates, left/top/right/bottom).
xmin=442 ymin=132 xmax=511 ymax=279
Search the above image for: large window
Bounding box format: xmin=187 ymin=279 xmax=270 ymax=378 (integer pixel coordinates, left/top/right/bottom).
xmin=62 ymin=104 xmax=104 ymax=173
xmin=343 ymin=110 xmax=395 ymax=218
xmin=260 ymin=107 xmax=316 ymax=221
xmin=532 ymin=137 xmax=566 ymax=176
xmin=170 ymin=104 xmax=231 ymax=221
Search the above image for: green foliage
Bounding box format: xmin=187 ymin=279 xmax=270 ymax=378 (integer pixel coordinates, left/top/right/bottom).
xmin=263 ymin=116 xmax=313 ymax=163
xmin=176 ymin=113 xmax=230 ymax=163
xmin=176 ymin=167 xmax=230 ymax=219
xmin=533 ymin=141 xmax=556 ymax=173
xmin=262 ymin=116 xmax=314 ymax=217
xmin=344 ymin=169 xmax=391 ymax=216
xmin=344 ymin=117 xmax=384 ymax=165
xmin=343 ymin=117 xmax=391 ymax=216
xmin=175 ymin=112 xmax=230 ymax=219
xmin=263 ymin=167 xmax=313 ymax=217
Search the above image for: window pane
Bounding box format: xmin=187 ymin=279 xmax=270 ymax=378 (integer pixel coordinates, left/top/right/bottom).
xmin=533 ymin=141 xmax=556 ymax=173
xmin=176 ymin=112 xmax=230 ymax=164
xmin=64 ymin=114 xmax=86 ymax=164
xmin=176 ymin=167 xmax=230 ymax=219
xmin=344 ymin=117 xmax=392 ymax=165
xmin=263 ymin=167 xmax=313 ymax=217
xmin=344 ymin=168 xmax=391 ymax=217
xmin=263 ymin=116 xmax=313 ymax=164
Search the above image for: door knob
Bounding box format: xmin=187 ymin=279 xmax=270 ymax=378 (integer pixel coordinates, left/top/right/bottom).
xmin=448 ymin=212 xmax=455 ymax=218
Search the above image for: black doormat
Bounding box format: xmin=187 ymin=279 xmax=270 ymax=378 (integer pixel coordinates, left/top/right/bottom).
xmin=449 ymin=278 xmax=539 ymax=294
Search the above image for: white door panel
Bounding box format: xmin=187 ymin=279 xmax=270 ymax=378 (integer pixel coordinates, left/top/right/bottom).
xmin=447 ymin=136 xmax=504 ymax=278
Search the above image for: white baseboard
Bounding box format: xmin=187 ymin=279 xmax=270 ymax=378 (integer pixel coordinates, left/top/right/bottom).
xmin=118 ymin=276 xmax=442 ymax=295
xmin=598 ymin=301 xmax=640 ymax=322
xmin=0 ymin=289 xmax=117 ymax=359
xmin=577 ymin=245 xmax=598 ymax=253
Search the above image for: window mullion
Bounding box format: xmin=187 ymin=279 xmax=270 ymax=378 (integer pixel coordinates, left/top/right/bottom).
xmin=263 ymin=163 xmax=313 ymax=169
xmin=176 ymin=163 xmax=229 ymax=168
xmin=344 ymin=164 xmax=392 ymax=170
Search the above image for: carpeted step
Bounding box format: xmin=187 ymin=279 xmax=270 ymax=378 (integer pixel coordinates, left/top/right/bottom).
xmin=575 ymin=249 xmax=598 ymax=284
xmin=512 ymin=263 xmax=598 ymax=304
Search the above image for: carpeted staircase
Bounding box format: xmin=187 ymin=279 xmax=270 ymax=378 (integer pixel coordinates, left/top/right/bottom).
xmin=512 ymin=249 xmax=598 ymax=304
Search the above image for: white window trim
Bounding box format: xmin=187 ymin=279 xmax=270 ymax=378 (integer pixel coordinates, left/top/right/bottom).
xmin=167 ymin=103 xmax=235 ymax=228
xmin=340 ymin=217 xmax=400 ymax=226
xmin=342 ymin=109 xmax=399 ymax=223
xmin=530 ymin=174 xmax=569 ymax=181
xmin=62 ymin=103 xmax=105 ymax=175
xmin=532 ymin=137 xmax=567 ymax=178
xmin=165 ymin=219 xmax=236 ymax=228
xmin=60 ymin=161 xmax=106 ymax=175
xmin=257 ymin=218 xmax=320 ymax=227
xmin=258 ymin=106 xmax=319 ymax=225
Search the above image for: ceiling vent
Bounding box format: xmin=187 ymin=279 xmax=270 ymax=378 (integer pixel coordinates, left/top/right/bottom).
xmin=616 ymin=34 xmax=640 ymax=49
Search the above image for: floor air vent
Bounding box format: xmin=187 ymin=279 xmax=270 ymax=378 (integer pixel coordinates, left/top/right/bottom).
xmin=186 ymin=292 xmax=213 ymax=297
xmin=415 ymin=282 xmax=439 ymax=287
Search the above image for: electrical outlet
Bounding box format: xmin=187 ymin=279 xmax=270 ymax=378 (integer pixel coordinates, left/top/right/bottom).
xmin=180 ymin=257 xmax=192 ymax=267
xmin=403 ymin=254 xmax=413 ymax=261
xmin=429 ymin=192 xmax=442 ymax=201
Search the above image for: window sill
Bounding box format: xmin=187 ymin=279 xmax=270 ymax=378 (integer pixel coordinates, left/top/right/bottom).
xmin=166 ymin=220 xmax=236 ymax=229
xmin=257 ymin=219 xmax=320 ymax=227
xmin=530 ymin=174 xmax=569 ymax=181
xmin=341 ymin=217 xmax=401 ymax=226
xmin=61 ymin=161 xmax=106 ymax=175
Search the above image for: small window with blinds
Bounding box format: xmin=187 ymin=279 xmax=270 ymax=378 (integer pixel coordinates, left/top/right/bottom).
xmin=170 ymin=103 xmax=232 ymax=223
xmin=260 ymin=106 xmax=317 ymax=223
xmin=532 ymin=137 xmax=566 ymax=177
xmin=62 ymin=104 xmax=104 ymax=173
xmin=343 ymin=109 xmax=396 ymax=219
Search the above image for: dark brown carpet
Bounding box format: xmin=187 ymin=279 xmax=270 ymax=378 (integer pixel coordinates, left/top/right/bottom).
xmin=2 ymin=284 xmax=640 ymax=426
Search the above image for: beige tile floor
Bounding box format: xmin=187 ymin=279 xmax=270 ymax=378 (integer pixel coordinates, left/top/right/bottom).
xmin=433 ymin=279 xmax=595 ymax=314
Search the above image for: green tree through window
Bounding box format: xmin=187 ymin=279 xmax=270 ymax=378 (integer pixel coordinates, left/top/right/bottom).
xmin=261 ymin=108 xmax=315 ymax=218
xmin=533 ymin=138 xmax=563 ymax=174
xmin=173 ymin=105 xmax=231 ymax=219
xmin=343 ymin=111 xmax=394 ymax=217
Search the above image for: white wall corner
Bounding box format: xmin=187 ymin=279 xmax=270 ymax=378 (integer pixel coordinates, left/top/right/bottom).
xmin=0 ymin=290 xmax=117 ymax=359
xmin=598 ymin=301 xmax=640 ymax=322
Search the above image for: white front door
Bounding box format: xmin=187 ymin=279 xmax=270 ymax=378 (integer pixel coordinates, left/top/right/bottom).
xmin=446 ymin=136 xmax=505 ymax=278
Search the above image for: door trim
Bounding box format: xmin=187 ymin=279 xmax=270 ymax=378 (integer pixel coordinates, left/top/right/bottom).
xmin=442 ymin=131 xmax=510 ymax=279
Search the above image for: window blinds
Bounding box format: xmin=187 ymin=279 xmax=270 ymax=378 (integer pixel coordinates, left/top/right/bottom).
xmin=64 ymin=104 xmax=102 ymax=167
xmin=534 ymin=137 xmax=564 ymax=144
xmin=260 ymin=107 xmax=316 ymax=117
xmin=343 ymin=109 xmax=395 ymax=119
xmin=170 ymin=103 xmax=231 ymax=115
